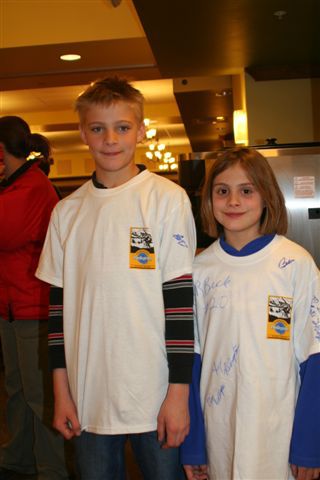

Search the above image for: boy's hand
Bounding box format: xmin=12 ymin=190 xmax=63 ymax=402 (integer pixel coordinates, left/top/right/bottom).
xmin=53 ymin=368 xmax=81 ymax=440
xmin=184 ymin=464 xmax=208 ymax=479
xmin=290 ymin=464 xmax=320 ymax=480
xmin=157 ymin=383 xmax=190 ymax=448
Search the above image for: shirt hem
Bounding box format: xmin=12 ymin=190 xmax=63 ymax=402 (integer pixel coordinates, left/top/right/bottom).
xmin=81 ymin=423 xmax=158 ymax=435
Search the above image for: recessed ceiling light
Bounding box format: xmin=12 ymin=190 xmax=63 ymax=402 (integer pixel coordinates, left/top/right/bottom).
xmin=60 ymin=54 xmax=81 ymax=62
xmin=273 ymin=10 xmax=287 ymax=20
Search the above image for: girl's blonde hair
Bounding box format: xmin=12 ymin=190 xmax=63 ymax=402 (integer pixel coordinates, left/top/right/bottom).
xmin=201 ymin=147 xmax=288 ymax=238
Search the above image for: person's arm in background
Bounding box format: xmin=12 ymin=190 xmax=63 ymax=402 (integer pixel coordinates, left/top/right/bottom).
xmin=0 ymin=172 xmax=58 ymax=251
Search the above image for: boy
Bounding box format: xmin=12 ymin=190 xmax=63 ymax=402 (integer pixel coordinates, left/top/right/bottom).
xmin=36 ymin=77 xmax=196 ymax=479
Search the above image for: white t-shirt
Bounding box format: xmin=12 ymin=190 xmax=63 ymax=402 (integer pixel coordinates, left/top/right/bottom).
xmin=194 ymin=235 xmax=320 ymax=479
xmin=36 ymin=169 xmax=196 ymax=434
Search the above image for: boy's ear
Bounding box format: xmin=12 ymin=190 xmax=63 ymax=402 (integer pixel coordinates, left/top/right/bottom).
xmin=137 ymin=122 xmax=146 ymax=143
xmin=79 ymin=125 xmax=88 ymax=145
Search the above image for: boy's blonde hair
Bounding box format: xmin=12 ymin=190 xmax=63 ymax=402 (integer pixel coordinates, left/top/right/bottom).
xmin=75 ymin=76 xmax=144 ymax=123
xmin=201 ymin=147 xmax=288 ymax=238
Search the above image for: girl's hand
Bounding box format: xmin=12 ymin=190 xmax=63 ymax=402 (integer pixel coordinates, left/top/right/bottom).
xmin=184 ymin=464 xmax=208 ymax=479
xmin=290 ymin=464 xmax=320 ymax=480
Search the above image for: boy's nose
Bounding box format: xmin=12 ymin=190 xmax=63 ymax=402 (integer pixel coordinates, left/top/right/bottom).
xmin=103 ymin=130 xmax=117 ymax=144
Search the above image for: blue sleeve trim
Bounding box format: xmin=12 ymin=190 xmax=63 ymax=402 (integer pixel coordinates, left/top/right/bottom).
xmin=180 ymin=353 xmax=207 ymax=465
xmin=289 ymin=352 xmax=320 ymax=467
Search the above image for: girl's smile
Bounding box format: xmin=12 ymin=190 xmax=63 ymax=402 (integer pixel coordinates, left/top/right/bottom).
xmin=212 ymin=162 xmax=264 ymax=249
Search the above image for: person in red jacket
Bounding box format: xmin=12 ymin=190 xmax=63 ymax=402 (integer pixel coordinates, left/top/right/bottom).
xmin=0 ymin=116 xmax=70 ymax=479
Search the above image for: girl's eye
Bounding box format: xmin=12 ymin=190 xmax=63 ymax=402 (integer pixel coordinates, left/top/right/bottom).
xmin=242 ymin=187 xmax=254 ymax=195
xmin=214 ymin=187 xmax=229 ymax=196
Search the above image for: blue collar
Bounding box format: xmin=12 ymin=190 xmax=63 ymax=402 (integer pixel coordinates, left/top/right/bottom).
xmin=220 ymin=234 xmax=275 ymax=256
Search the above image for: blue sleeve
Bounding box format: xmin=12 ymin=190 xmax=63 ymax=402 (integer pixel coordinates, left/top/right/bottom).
xmin=289 ymin=352 xmax=320 ymax=467
xmin=180 ymin=353 xmax=207 ymax=465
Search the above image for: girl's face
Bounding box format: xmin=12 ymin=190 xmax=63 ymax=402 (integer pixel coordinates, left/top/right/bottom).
xmin=212 ymin=162 xmax=265 ymax=249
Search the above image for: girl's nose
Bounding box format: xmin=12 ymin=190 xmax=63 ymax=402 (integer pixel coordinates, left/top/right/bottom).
xmin=228 ymin=191 xmax=240 ymax=206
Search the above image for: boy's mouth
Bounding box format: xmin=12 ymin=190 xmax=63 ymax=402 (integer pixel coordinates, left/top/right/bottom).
xmin=102 ymin=151 xmax=121 ymax=156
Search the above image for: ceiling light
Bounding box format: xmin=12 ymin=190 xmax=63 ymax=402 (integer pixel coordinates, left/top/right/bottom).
xmin=146 ymin=128 xmax=157 ymax=139
xmin=233 ymin=110 xmax=248 ymax=145
xmin=273 ymin=10 xmax=287 ymax=20
xmin=60 ymin=54 xmax=81 ymax=62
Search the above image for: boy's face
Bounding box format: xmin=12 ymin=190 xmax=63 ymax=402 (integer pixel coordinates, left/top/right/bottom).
xmin=79 ymin=101 xmax=145 ymax=187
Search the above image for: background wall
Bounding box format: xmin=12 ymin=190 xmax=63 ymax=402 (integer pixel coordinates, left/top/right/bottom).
xmin=245 ymin=75 xmax=315 ymax=145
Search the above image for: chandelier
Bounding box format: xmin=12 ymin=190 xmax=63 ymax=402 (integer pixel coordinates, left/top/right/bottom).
xmin=144 ymin=120 xmax=178 ymax=172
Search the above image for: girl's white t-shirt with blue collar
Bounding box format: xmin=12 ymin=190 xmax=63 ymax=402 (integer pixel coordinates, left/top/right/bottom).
xmin=181 ymin=234 xmax=320 ymax=479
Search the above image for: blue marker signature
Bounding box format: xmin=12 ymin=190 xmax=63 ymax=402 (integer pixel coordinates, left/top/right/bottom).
xmin=212 ymin=345 xmax=240 ymax=376
xmin=194 ymin=275 xmax=231 ymax=297
xmin=206 ymin=385 xmax=225 ymax=407
xmin=310 ymin=296 xmax=320 ymax=319
xmin=313 ymin=320 xmax=320 ymax=341
xmin=204 ymin=295 xmax=229 ymax=313
xmin=278 ymin=257 xmax=295 ymax=269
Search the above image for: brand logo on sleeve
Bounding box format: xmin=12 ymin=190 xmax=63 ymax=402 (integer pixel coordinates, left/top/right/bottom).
xmin=173 ymin=233 xmax=188 ymax=248
xmin=129 ymin=227 xmax=156 ymax=269
xmin=267 ymin=295 xmax=292 ymax=340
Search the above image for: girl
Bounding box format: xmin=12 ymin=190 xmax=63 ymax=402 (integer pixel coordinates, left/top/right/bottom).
xmin=181 ymin=147 xmax=320 ymax=480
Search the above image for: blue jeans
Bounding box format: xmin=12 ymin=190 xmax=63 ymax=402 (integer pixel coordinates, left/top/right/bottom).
xmin=74 ymin=430 xmax=185 ymax=480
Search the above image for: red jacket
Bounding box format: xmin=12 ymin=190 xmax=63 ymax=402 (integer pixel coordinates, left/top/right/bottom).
xmin=0 ymin=161 xmax=59 ymax=320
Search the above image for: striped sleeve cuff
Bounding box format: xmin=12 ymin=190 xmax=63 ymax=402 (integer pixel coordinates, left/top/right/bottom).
xmin=163 ymin=274 xmax=194 ymax=383
xmin=48 ymin=286 xmax=66 ymax=370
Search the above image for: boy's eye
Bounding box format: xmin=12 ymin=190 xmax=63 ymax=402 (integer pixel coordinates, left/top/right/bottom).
xmin=91 ymin=126 xmax=103 ymax=133
xmin=118 ymin=125 xmax=130 ymax=133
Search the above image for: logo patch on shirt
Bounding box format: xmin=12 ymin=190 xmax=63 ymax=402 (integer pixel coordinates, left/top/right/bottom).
xmin=129 ymin=227 xmax=156 ymax=269
xmin=267 ymin=295 xmax=292 ymax=340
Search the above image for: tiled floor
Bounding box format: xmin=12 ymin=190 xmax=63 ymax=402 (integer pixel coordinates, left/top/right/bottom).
xmin=0 ymin=356 xmax=143 ymax=480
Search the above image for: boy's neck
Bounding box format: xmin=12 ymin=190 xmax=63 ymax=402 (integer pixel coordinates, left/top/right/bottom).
xmin=95 ymin=163 xmax=140 ymax=188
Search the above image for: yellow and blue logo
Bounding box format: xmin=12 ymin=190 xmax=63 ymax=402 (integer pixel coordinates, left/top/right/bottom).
xmin=129 ymin=227 xmax=156 ymax=269
xmin=267 ymin=295 xmax=292 ymax=340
